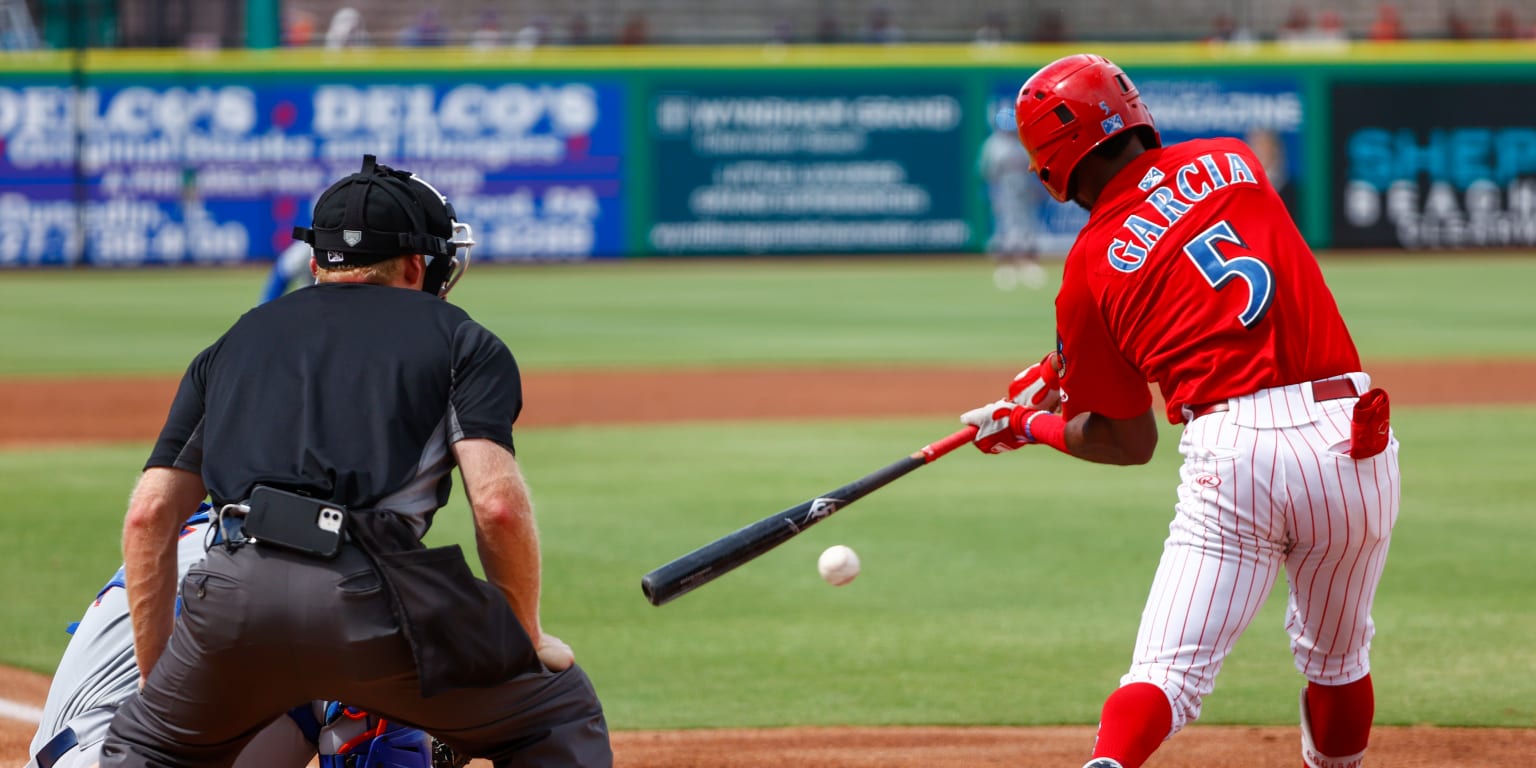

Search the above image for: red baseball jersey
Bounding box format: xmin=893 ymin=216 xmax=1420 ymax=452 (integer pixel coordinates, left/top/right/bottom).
xmin=1055 ymin=137 xmax=1361 ymax=424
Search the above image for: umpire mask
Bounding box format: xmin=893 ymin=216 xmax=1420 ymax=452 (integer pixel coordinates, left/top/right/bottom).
xmin=293 ymin=155 xmax=475 ymax=298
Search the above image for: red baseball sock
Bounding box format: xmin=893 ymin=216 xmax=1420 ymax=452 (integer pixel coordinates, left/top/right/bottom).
xmin=1090 ymin=682 xmax=1174 ymax=768
xmin=1306 ymin=676 xmax=1374 ymax=757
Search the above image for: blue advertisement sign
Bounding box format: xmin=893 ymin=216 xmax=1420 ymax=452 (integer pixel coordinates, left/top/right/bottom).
xmin=984 ymin=76 xmax=1304 ymax=254
xmin=0 ymin=78 xmax=625 ymax=266
xmin=646 ymin=84 xmax=973 ymax=255
xmin=1332 ymin=80 xmax=1536 ymax=249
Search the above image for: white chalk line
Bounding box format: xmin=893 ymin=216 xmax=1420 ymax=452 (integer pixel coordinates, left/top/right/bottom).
xmin=0 ymin=697 xmax=41 ymax=724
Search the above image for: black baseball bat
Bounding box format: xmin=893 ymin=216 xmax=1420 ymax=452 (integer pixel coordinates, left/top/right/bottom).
xmin=640 ymin=425 xmax=978 ymax=607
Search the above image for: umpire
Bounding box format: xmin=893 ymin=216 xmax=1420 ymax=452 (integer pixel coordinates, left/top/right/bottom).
xmin=100 ymin=156 xmax=612 ymax=767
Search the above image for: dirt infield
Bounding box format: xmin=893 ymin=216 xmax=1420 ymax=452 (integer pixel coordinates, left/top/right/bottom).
xmin=5 ymin=359 xmax=1536 ymax=446
xmin=4 ymin=361 xmax=1535 ymax=766
xmin=5 ymin=664 xmax=1536 ymax=767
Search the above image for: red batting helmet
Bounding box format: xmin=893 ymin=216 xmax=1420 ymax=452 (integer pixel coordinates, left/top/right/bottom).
xmin=1013 ymin=53 xmax=1160 ymax=202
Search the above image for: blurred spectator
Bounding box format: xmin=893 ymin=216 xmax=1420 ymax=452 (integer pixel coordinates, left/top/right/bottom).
xmin=1492 ymin=6 xmax=1525 ymax=39
xmin=1276 ymin=6 xmax=1310 ymax=41
xmin=324 ymin=7 xmax=368 ymax=49
xmin=1316 ymin=10 xmax=1348 ymax=40
xmin=512 ymin=15 xmax=550 ymax=49
xmin=284 ymin=9 xmax=317 ymax=46
xmin=1444 ymin=8 xmax=1473 ymax=39
xmin=398 ymin=9 xmax=447 ymax=46
xmin=861 ymin=3 xmax=905 ymax=44
xmin=769 ymin=18 xmax=795 ymax=44
xmin=815 ymin=12 xmax=841 ymax=43
xmin=1367 ymin=3 xmax=1404 ymax=41
xmin=1207 ymin=13 xmax=1235 ymax=41
xmin=565 ymin=12 xmax=590 ymax=44
xmin=618 ymin=13 xmax=647 ymax=45
xmin=184 ymin=32 xmax=220 ymax=50
xmin=1279 ymin=7 xmax=1348 ymax=45
xmin=1032 ymin=9 xmax=1067 ymax=42
xmin=975 ymin=11 xmax=1006 ymax=45
xmin=1207 ymin=12 xmax=1255 ymax=44
xmin=469 ymin=9 xmax=506 ymax=48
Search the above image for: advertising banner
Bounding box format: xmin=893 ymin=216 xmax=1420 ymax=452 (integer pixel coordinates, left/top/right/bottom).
xmin=1332 ymin=81 xmax=1536 ymax=249
xmin=646 ymin=83 xmax=973 ymax=255
xmin=986 ymin=76 xmax=1305 ymax=254
xmin=0 ymin=76 xmax=625 ymax=266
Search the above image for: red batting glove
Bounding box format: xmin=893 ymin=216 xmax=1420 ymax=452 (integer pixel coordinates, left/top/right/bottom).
xmin=1006 ymin=352 xmax=1063 ymax=412
xmin=959 ymin=399 xmax=1069 ymax=454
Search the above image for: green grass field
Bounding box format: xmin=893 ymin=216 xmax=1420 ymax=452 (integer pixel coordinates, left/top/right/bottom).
xmin=2 ymin=255 xmax=1535 ymax=375
xmin=2 ymin=256 xmax=1533 ymax=730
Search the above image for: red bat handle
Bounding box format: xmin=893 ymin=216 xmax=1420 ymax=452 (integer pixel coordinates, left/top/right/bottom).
xmin=916 ymin=425 xmax=978 ymax=463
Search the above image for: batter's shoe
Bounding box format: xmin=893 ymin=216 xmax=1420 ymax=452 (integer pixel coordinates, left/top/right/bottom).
xmin=1080 ymin=760 xmax=1124 ymax=768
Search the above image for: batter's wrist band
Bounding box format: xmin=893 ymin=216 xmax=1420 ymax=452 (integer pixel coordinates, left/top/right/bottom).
xmin=1023 ymin=411 xmax=1069 ymax=453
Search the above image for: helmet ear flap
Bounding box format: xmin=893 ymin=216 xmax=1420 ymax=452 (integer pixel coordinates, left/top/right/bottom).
xmin=422 ymin=254 xmax=454 ymax=297
xmin=423 ymin=222 xmax=474 ymax=298
xmin=402 ymin=175 xmax=472 ymax=298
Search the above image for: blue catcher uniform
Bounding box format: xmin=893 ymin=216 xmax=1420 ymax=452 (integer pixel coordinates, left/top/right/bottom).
xmin=316 ymin=703 xmax=442 ymax=768
xmin=261 ymin=240 xmax=317 ymax=304
xmin=26 ymin=506 xmax=439 ymax=768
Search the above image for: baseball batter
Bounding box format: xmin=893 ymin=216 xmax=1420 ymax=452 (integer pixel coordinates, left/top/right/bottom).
xmin=961 ymin=54 xmax=1399 ymax=768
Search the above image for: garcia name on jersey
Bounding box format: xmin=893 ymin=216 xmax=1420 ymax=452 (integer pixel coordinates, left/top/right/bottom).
xmin=1106 ymin=150 xmax=1260 ymax=273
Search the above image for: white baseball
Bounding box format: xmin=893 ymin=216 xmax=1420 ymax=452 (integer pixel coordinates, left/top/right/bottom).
xmin=817 ymin=544 xmax=861 ymax=586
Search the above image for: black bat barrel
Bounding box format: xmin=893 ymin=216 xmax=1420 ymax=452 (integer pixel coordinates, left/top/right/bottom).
xmin=640 ymin=452 xmax=925 ymax=606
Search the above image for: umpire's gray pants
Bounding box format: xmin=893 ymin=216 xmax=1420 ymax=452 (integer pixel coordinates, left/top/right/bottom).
xmin=99 ymin=542 xmax=611 ymax=768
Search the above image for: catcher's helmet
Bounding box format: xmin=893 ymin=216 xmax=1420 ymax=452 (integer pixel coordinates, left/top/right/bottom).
xmin=1012 ymin=53 xmax=1160 ymax=202
xmin=294 ymin=155 xmax=474 ymax=297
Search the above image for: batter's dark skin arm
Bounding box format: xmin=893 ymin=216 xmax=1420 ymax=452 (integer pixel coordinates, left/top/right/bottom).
xmin=1062 ymin=406 xmax=1159 ymax=466
xmin=1053 ymin=132 xmax=1161 ymax=467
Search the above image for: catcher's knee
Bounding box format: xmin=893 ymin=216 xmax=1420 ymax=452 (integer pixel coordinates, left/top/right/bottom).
xmin=318 ymin=704 xmax=434 ymax=768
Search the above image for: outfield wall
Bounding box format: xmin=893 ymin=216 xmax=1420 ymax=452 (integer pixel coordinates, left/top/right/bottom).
xmin=3 ymin=41 xmax=1535 ymax=266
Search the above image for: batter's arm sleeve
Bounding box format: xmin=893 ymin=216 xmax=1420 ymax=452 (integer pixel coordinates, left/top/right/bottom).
xmin=454 ymin=438 xmax=543 ymax=648
xmin=1056 ymin=303 xmax=1153 ymax=422
xmin=122 ymin=467 xmax=207 ymax=679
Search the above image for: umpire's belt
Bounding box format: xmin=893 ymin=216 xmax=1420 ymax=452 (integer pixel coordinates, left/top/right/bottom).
xmin=34 ymin=726 xmax=77 ymax=768
xmin=1182 ymin=377 xmax=1358 ymax=424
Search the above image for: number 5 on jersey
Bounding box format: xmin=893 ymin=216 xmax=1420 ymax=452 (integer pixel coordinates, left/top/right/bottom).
xmin=1183 ymin=220 xmax=1274 ymax=329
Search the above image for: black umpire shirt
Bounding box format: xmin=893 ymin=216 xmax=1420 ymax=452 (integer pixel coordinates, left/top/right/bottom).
xmin=147 ymin=282 xmax=521 ymax=537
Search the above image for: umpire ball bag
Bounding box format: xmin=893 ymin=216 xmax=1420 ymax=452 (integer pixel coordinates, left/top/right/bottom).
xmin=347 ymin=508 xmax=541 ymax=698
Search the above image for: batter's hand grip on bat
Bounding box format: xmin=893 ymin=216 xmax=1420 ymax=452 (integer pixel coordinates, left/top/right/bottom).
xmin=640 ymin=425 xmax=977 ymax=607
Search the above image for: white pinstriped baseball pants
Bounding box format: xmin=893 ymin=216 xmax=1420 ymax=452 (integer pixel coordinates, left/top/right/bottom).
xmin=1122 ymin=373 xmax=1400 ymax=733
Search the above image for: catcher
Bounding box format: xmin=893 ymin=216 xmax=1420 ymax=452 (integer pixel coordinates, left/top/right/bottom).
xmin=26 ymin=505 xmax=458 ymax=768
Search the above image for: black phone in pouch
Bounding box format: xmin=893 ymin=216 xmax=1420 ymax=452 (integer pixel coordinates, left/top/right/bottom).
xmin=243 ymin=485 xmax=347 ymax=559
